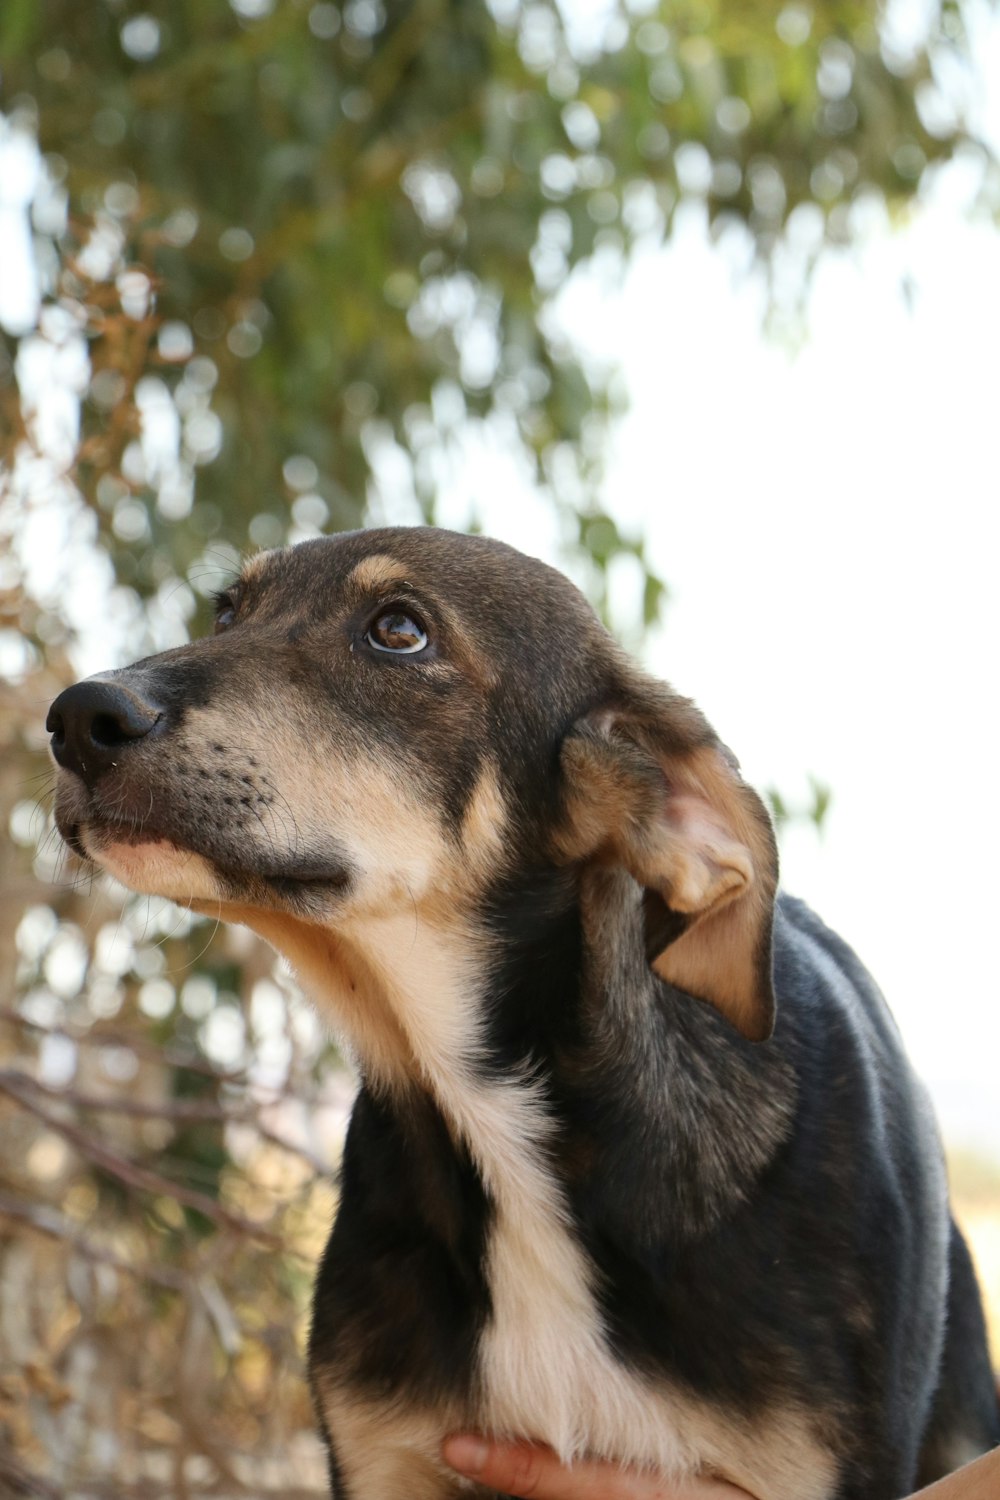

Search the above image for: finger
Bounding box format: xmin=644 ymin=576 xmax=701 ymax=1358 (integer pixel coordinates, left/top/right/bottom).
xmin=442 ymin=1436 xmax=647 ymax=1498
xmin=441 ymin=1436 xmax=730 ymax=1500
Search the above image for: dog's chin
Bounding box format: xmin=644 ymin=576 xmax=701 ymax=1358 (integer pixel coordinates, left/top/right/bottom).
xmin=85 ymin=832 xmax=221 ymax=903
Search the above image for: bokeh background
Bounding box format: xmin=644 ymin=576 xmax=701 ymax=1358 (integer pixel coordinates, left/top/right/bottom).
xmin=1 ymin=0 xmax=997 ymax=1493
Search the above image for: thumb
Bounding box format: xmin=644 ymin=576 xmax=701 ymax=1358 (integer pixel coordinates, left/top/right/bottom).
xmin=441 ymin=1435 xmax=754 ymax=1500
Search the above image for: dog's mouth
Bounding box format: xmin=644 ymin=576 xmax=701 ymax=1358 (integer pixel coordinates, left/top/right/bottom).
xmin=64 ymin=810 xmax=353 ymax=917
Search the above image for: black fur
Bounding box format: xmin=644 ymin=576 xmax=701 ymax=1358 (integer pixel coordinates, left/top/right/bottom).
xmin=311 ymin=1086 xmax=494 ymax=1406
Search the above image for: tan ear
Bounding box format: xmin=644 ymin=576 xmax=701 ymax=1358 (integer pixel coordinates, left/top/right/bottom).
xmin=559 ymin=702 xmax=778 ymax=1042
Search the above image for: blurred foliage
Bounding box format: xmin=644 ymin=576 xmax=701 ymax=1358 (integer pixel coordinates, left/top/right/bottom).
xmin=0 ymin=0 xmax=987 ymax=626
xmin=0 ymin=0 xmax=996 ymax=1492
xmin=765 ymin=774 xmax=832 ymax=835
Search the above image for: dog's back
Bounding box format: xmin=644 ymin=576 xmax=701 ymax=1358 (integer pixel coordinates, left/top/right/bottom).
xmin=778 ymin=899 xmax=1000 ymax=1489
xmin=766 ymin=898 xmax=994 ymax=1493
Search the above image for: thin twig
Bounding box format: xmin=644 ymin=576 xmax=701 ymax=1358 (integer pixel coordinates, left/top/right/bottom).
xmin=0 ymin=1009 xmax=249 ymax=1082
xmin=0 ymin=1072 xmax=287 ymax=1249
xmin=0 ymin=1453 xmax=64 ymax=1500
xmin=0 ymin=1070 xmax=232 ymax=1121
xmin=0 ymin=1189 xmax=187 ymax=1291
xmin=0 ymin=1066 xmax=335 ymax=1177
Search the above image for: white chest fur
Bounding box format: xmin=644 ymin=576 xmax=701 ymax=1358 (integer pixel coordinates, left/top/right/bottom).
xmin=450 ymin=1075 xmax=835 ymax=1500
xmin=468 ymin=1075 xmax=692 ymax=1469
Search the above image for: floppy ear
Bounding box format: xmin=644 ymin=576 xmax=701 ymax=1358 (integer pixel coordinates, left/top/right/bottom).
xmin=558 ymin=685 xmax=778 ymax=1042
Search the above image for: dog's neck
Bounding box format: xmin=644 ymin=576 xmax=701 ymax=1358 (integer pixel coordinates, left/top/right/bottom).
xmin=245 ymin=867 xmax=793 ymax=1238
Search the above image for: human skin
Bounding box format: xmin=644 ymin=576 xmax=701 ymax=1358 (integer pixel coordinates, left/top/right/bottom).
xmin=440 ymin=1436 xmax=1000 ymax=1500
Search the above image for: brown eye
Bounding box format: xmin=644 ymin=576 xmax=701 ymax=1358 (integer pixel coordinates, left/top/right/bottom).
xmin=366 ymin=611 xmax=428 ymax=654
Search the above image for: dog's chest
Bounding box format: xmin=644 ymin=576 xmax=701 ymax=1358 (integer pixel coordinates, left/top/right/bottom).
xmin=316 ymin=1075 xmax=837 ymax=1500
xmin=476 ymin=1164 xmax=697 ymax=1470
xmin=456 ymin=1081 xmax=833 ymax=1498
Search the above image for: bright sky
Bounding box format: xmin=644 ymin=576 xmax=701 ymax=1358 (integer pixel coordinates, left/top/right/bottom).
xmin=3 ymin=9 xmax=998 ymax=1154
xmin=438 ymin=5 xmax=1000 ymax=1155
xmin=430 ymin=183 xmax=1000 ymax=1154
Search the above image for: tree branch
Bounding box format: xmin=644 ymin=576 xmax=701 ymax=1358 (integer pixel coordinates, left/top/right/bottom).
xmin=0 ymin=1071 xmax=290 ymax=1249
xmin=0 ymin=1062 xmax=336 ymax=1177
xmin=0 ymin=1188 xmax=188 ymax=1291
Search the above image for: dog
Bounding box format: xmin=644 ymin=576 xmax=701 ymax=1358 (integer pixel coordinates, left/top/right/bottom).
xmin=48 ymin=527 xmax=999 ymax=1499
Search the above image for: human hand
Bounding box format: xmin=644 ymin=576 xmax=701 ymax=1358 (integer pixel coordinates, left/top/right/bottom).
xmin=442 ymin=1436 xmax=1000 ymax=1500
xmin=441 ymin=1436 xmax=756 ymax=1500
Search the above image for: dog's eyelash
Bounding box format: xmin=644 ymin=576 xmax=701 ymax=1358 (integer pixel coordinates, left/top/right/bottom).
xmin=213 ymin=585 xmax=245 ymax=617
xmin=212 ymin=586 xmax=242 ymax=634
xmin=363 ymin=596 xmax=431 ymax=635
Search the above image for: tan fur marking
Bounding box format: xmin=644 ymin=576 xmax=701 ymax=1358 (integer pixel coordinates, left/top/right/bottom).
xmin=316 ymin=1389 xmax=471 ymax=1500
xmin=221 ymin=910 xmax=419 ymax=1087
xmin=696 ymin=1406 xmax=838 ymax=1500
xmin=460 ymin=763 xmax=508 ymax=882
xmin=343 ymin=554 xmax=410 ymax=594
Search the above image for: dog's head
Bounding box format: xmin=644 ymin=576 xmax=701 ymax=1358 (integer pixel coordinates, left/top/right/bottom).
xmin=48 ymin=528 xmax=777 ymax=1050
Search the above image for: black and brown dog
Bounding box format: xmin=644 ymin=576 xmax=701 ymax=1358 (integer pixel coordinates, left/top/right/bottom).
xmin=47 ymin=528 xmax=999 ymax=1499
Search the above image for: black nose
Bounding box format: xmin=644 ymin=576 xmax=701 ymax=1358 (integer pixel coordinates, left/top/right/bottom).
xmin=47 ymin=679 xmax=163 ymax=786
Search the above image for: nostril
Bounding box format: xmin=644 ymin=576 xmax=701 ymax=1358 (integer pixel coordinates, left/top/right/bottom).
xmin=92 ymin=711 xmax=138 ymax=748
